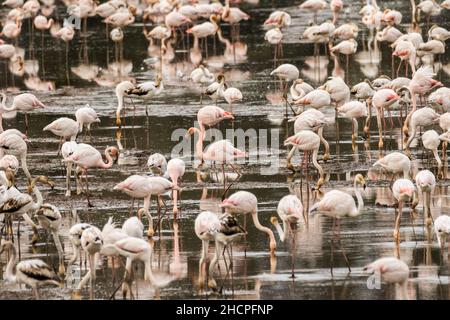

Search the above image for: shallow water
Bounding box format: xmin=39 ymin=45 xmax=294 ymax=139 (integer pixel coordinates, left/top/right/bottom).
xmin=0 ymin=0 xmax=450 ymax=300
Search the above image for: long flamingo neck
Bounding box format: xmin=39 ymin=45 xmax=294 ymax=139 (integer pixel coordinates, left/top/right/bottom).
xmin=353 ymin=180 xmax=364 ymax=217
xmin=252 ymin=210 xmax=276 ymax=251
xmin=100 ymin=149 xmax=114 ymax=168
xmin=311 ymin=148 xmax=324 ymax=178
xmin=273 ymin=220 xmax=286 ymax=242
xmin=193 ymin=128 xmax=204 ymax=160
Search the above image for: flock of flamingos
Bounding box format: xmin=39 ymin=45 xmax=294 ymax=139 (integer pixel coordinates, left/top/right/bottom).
xmin=0 ymin=0 xmax=450 ymax=300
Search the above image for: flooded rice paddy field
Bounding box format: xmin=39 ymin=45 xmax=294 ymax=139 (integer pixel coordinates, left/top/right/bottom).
xmin=1 ymin=0 xmax=450 ymax=300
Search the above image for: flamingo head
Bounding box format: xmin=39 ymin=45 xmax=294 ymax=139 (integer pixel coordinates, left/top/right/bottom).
xmin=355 ymin=173 xmax=366 ymax=189
xmin=106 ymin=146 xmax=119 ymax=162
xmin=222 ymin=111 xmax=234 ymax=120
xmin=220 ymin=198 xmax=238 ymax=210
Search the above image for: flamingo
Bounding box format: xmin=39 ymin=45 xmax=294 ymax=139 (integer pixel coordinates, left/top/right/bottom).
xmin=1 ymin=93 xmax=45 ymax=134
xmin=115 ymin=80 xmax=135 ymax=127
xmin=372 ymin=88 xmax=400 ymax=149
xmin=124 ymin=73 xmax=164 ymax=120
xmin=265 ymin=28 xmax=283 ymax=63
xmin=114 ymin=175 xmax=179 ymax=237
xmin=186 ymin=14 xmax=219 ymax=57
xmin=392 ymin=178 xmax=417 ymax=243
xmin=421 ymin=130 xmax=442 ymax=174
xmin=264 ymin=11 xmax=291 ymax=29
xmin=330 ymin=39 xmax=357 ymax=80
xmin=147 ymin=153 xmax=167 ymax=176
xmin=34 ymin=203 xmax=65 ymax=275
xmin=54 ymin=25 xmax=75 ymax=86
xmin=270 ymin=194 xmax=303 ymax=242
xmin=101 ymin=237 xmax=173 ymax=299
xmin=190 ymin=65 xmax=215 ymax=103
xmin=221 ymin=190 xmax=276 ymax=253
xmin=67 ymin=223 xmax=92 ymax=268
xmin=289 ymin=79 xmax=314 ymax=102
xmin=284 ymin=130 xmax=325 ymax=189
xmin=196 ymin=105 xmax=234 ymax=136
xmin=415 ymin=169 xmax=435 ymax=227
xmin=330 ymin=0 xmax=343 ymax=24
xmin=75 ymin=226 xmax=103 ymax=297
xmin=333 ymin=23 xmax=359 ymax=40
xmin=205 ymin=74 xmax=226 ymax=104
xmin=401 ymin=66 xmax=442 ymax=141
xmin=363 ymin=257 xmax=409 ymax=300
xmin=0 ymin=131 xmax=32 ymax=182
xmin=122 ymin=216 xmax=144 ymax=238
xmin=373 ymin=152 xmax=411 ymax=179
xmin=167 ymin=158 xmax=185 ymax=218
xmin=434 ymin=215 xmax=450 ymax=249
xmin=299 ymin=0 xmax=327 ymax=22
xmin=293 ymin=89 xmax=331 ymax=112
xmin=428 ymin=25 xmax=450 ymax=41
xmin=0 ymin=154 xmax=19 ymax=186
xmin=222 ymin=87 xmax=242 ymax=112
xmin=429 ymin=87 xmax=450 ymax=112
xmin=337 ymin=101 xmax=368 ymax=145
xmin=75 ymin=105 xmax=100 ymax=141
xmin=404 ymin=107 xmax=440 ymax=153
xmin=392 ymin=40 xmax=416 ymax=77
xmin=43 ymin=117 xmax=79 ymax=153
xmin=289 ymin=108 xmax=330 ymax=161
xmin=185 ymin=127 xmax=246 ymax=176
xmin=310 ymin=174 xmax=366 ymax=272
xmin=270 ymin=64 xmax=299 ymax=93
xmin=63 ymin=144 xmax=119 ymax=206
xmin=0 ymin=240 xmax=61 ymax=299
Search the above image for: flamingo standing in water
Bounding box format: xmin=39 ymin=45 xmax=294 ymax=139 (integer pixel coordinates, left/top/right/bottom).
xmin=63 ymin=144 xmax=119 ymax=206
xmin=371 ymin=88 xmax=400 ymax=149
xmin=373 ymin=152 xmax=411 ymax=180
xmin=404 ymin=107 xmax=440 ymax=154
xmin=434 ymin=215 xmax=450 ymax=249
xmin=185 ymin=127 xmax=246 ymax=177
xmin=1 ymin=93 xmax=45 ymax=134
xmin=0 ymin=240 xmax=61 ymax=299
xmin=363 ymin=257 xmax=409 ymax=300
xmin=190 ymin=65 xmax=215 ymax=104
xmin=284 ymin=130 xmax=325 ymax=189
xmin=0 ymin=131 xmax=32 ymax=182
xmin=167 ymin=158 xmax=185 ymax=218
xmin=392 ymin=178 xmax=417 ymax=243
xmin=221 ymin=190 xmax=276 ymax=253
xmin=186 ymin=14 xmax=220 ymax=58
xmin=337 ymin=101 xmax=368 ymax=146
xmin=75 ymin=105 xmax=100 ymax=141
xmin=289 ymin=109 xmax=330 ymax=160
xmin=299 ymin=0 xmax=328 ymax=23
xmin=270 ymin=63 xmax=299 ymax=95
xmin=415 ymin=169 xmax=435 ymax=227
xmin=309 ymin=174 xmax=366 ymax=273
xmin=270 ymin=194 xmax=303 ymax=242
xmin=421 ymin=130 xmax=442 ymax=174
xmin=43 ymin=117 xmax=79 ymax=153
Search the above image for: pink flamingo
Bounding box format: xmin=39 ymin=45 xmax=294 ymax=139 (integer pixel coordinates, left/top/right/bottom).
xmin=1 ymin=93 xmax=45 ymax=134
xmin=63 ymin=143 xmax=119 ymax=206
xmin=392 ymin=178 xmax=417 ymax=243
xmin=167 ymin=158 xmax=185 ymax=218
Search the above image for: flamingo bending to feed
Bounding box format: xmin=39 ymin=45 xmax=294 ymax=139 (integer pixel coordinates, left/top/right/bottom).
xmin=310 ymin=174 xmax=366 ymax=272
xmin=270 ymin=194 xmax=303 ymax=242
xmin=392 ymin=178 xmax=417 ymax=243
xmin=434 ymin=215 xmax=450 ymax=249
xmin=363 ymin=257 xmax=409 ymax=300
xmin=63 ymin=144 xmax=119 ymax=207
xmin=401 ymin=66 xmax=442 ymax=141
xmin=122 ymin=216 xmax=144 ymax=238
xmin=195 ymin=211 xmax=245 ymax=290
xmin=67 ymin=223 xmax=92 ymax=268
xmin=35 ymin=203 xmax=65 ymax=275
xmin=415 ymin=169 xmax=435 ymax=227
xmin=270 ymin=63 xmax=299 ymax=93
xmin=289 ymin=109 xmax=330 ymax=160
xmin=284 ymin=130 xmax=325 ymax=189
xmin=421 ymin=130 xmax=442 ymax=174
xmin=337 ymin=101 xmax=368 ymax=145
xmin=404 ymin=107 xmax=440 ymax=154
xmin=223 ymin=87 xmax=242 ymax=112
xmin=293 ymin=89 xmax=331 ymax=112
xmin=221 ymin=190 xmax=277 ymax=253
xmin=373 ymin=152 xmax=411 ymax=180
xmin=0 ymin=240 xmax=61 ymax=299
xmin=101 ymin=237 xmax=174 ymax=299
